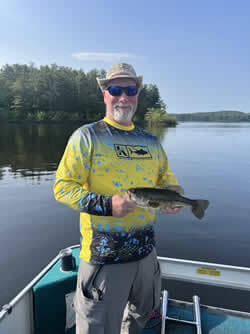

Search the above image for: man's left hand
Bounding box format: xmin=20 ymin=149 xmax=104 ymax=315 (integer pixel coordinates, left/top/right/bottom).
xmin=160 ymin=207 xmax=182 ymax=214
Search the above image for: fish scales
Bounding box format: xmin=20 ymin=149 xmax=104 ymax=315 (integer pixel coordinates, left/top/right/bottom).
xmin=126 ymin=187 xmax=209 ymax=220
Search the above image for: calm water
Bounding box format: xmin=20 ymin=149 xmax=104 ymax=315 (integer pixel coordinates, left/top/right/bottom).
xmin=1 ymin=122 xmax=250 ymax=311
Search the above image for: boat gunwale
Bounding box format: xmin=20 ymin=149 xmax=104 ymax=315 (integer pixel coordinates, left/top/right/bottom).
xmin=1 ymin=244 xmax=250 ymax=322
xmin=158 ymin=256 xmax=250 ymax=273
xmin=0 ymin=244 xmax=80 ymax=321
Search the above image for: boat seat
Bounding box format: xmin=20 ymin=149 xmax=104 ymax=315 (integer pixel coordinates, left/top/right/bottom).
xmin=32 ymin=248 xmax=80 ymax=334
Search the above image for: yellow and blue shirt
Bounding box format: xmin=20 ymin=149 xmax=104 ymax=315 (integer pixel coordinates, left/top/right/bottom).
xmin=54 ymin=118 xmax=178 ymax=264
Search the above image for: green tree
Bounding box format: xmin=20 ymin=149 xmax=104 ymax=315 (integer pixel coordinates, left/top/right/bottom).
xmin=10 ymin=96 xmax=24 ymax=120
xmin=136 ymin=84 xmax=163 ymax=121
xmin=145 ymin=108 xmax=176 ymax=126
xmin=0 ymin=63 xmax=167 ymax=123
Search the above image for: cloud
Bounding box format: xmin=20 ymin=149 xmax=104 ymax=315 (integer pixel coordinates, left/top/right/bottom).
xmin=72 ymin=52 xmax=137 ymax=63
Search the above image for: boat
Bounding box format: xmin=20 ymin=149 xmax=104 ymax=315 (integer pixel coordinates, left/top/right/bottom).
xmin=1 ymin=244 xmax=250 ymax=333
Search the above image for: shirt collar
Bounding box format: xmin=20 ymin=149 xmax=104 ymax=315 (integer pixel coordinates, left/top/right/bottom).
xmin=103 ymin=117 xmax=134 ymax=131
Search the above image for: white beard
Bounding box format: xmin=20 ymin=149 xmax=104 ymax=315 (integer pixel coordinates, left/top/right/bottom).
xmin=112 ymin=103 xmax=135 ymax=123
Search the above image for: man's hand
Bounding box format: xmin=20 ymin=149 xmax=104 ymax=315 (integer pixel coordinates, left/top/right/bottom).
xmin=112 ymin=194 xmax=137 ymax=217
xmin=160 ymin=207 xmax=182 ymax=214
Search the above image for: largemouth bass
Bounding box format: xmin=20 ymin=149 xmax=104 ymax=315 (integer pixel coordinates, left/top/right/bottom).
xmin=126 ymin=186 xmax=209 ymax=220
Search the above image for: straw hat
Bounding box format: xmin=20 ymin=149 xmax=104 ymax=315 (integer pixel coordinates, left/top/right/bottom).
xmin=97 ymin=63 xmax=143 ymax=91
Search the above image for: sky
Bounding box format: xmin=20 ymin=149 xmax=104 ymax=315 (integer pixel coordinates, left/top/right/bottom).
xmin=0 ymin=0 xmax=249 ymax=114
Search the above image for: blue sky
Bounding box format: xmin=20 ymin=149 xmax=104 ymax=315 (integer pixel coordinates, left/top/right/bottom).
xmin=0 ymin=0 xmax=249 ymax=113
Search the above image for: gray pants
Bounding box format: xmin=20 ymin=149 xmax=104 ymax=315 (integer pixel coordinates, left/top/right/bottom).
xmin=73 ymin=248 xmax=161 ymax=334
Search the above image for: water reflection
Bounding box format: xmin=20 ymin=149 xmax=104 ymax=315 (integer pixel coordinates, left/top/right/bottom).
xmin=178 ymin=122 xmax=250 ymax=128
xmin=0 ymin=167 xmax=5 ymax=180
xmin=0 ymin=122 xmax=170 ymax=183
xmin=0 ymin=123 xmax=82 ymax=182
xmin=144 ymin=124 xmax=168 ymax=141
xmin=2 ymin=121 xmax=249 ymax=183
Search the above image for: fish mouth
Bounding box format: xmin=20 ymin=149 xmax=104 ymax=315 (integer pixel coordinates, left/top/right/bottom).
xmin=126 ymin=188 xmax=136 ymax=200
xmin=126 ymin=189 xmax=131 ymax=198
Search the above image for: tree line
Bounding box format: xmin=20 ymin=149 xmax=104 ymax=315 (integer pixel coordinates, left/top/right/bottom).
xmin=0 ymin=63 xmax=170 ymax=124
xmin=169 ymin=111 xmax=250 ymax=122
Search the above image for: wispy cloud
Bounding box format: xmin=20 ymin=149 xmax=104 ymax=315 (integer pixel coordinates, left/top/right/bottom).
xmin=72 ymin=52 xmax=137 ymax=63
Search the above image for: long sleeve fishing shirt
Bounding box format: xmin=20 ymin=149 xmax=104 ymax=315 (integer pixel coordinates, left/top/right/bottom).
xmin=54 ymin=117 xmax=178 ymax=264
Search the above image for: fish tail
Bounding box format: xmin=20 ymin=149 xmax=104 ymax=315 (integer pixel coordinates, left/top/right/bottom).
xmin=192 ymin=200 xmax=209 ymax=220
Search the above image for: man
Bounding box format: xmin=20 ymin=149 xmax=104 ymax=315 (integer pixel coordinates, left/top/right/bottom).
xmin=54 ymin=63 xmax=181 ymax=334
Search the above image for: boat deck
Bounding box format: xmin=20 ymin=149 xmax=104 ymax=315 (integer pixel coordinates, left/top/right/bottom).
xmin=2 ymin=246 xmax=250 ymax=333
xmin=32 ymin=247 xmax=250 ymax=334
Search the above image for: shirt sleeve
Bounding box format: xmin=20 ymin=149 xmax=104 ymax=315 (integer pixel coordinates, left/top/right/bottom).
xmin=53 ymin=128 xmax=112 ymax=216
xmin=156 ymin=143 xmax=179 ymax=187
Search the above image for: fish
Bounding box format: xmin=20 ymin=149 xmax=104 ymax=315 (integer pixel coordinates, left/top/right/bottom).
xmin=126 ymin=186 xmax=209 ymax=220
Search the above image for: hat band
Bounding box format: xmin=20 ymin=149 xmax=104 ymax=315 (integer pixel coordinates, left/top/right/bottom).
xmin=108 ymin=71 xmax=136 ymax=79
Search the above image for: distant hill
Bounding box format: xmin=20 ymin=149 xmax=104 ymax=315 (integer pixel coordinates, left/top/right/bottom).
xmin=168 ymin=110 xmax=250 ymax=122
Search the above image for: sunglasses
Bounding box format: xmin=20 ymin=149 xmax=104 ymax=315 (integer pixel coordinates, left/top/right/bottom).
xmin=107 ymin=85 xmax=138 ymax=97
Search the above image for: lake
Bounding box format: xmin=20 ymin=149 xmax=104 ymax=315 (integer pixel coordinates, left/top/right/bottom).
xmin=1 ymin=121 xmax=250 ymax=311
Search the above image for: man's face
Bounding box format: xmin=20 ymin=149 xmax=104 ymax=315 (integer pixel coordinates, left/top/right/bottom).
xmin=103 ymin=78 xmax=138 ymax=126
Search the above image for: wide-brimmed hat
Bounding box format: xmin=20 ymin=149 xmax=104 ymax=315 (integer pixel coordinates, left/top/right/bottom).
xmin=97 ymin=63 xmax=143 ymax=91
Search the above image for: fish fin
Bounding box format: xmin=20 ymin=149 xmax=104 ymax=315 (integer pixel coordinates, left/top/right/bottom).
xmin=167 ymin=185 xmax=185 ymax=195
xmin=192 ymin=200 xmax=209 ymax=220
xmin=148 ymin=201 xmax=160 ymax=208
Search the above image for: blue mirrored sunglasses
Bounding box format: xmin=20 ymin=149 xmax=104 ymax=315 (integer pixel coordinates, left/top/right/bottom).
xmin=107 ymin=85 xmax=138 ymax=97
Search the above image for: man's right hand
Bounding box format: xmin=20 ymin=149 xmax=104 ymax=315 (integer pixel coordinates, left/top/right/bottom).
xmin=112 ymin=194 xmax=137 ymax=217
